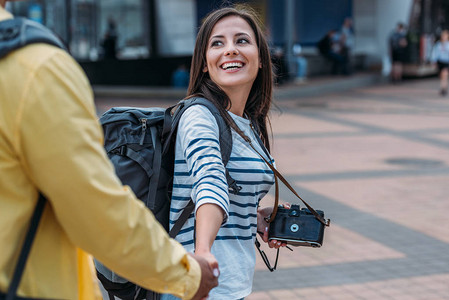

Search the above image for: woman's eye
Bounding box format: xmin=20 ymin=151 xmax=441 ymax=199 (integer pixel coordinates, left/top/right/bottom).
xmin=211 ymin=40 xmax=223 ymax=47
xmin=237 ymin=38 xmax=250 ymax=44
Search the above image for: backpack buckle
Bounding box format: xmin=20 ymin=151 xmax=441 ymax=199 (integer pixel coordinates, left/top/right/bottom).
xmin=228 ymin=181 xmax=242 ymax=194
xmin=119 ymin=145 xmax=127 ymax=156
xmin=0 ymin=23 xmax=20 ymax=42
xmin=226 ymin=170 xmax=242 ymax=194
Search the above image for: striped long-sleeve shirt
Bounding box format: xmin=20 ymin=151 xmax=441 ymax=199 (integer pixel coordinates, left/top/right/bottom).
xmin=169 ymin=104 xmax=275 ymax=299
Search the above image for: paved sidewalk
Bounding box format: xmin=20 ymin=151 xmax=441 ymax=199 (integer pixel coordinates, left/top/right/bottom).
xmin=94 ymin=75 xmax=449 ymax=299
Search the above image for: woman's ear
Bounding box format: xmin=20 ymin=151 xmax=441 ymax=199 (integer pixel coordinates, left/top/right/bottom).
xmin=203 ymin=66 xmax=208 ymax=73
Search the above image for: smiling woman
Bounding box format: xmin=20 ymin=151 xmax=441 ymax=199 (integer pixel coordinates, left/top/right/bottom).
xmin=204 ymin=15 xmax=261 ymax=115
xmin=161 ymin=5 xmax=287 ymax=300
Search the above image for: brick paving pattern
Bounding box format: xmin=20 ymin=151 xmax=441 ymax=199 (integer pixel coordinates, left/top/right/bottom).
xmin=95 ymin=76 xmax=449 ymax=299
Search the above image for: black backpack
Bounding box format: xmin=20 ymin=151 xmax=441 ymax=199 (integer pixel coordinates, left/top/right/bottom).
xmin=0 ymin=17 xmax=65 ymax=59
xmin=95 ymin=98 xmax=240 ymax=300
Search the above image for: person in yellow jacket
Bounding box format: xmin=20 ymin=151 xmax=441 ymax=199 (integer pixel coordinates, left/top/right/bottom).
xmin=0 ymin=1 xmax=219 ymax=299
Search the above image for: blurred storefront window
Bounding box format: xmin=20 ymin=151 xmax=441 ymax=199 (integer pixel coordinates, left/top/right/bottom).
xmin=70 ymin=0 xmax=97 ymax=60
xmin=97 ymin=0 xmax=150 ymax=60
xmin=155 ymin=0 xmax=196 ymax=56
xmin=7 ymin=0 xmax=150 ymax=61
xmin=44 ymin=0 xmax=68 ymax=43
xmin=72 ymin=0 xmax=150 ymax=61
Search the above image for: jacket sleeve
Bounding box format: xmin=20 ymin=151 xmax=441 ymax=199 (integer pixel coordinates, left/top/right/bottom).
xmin=15 ymin=49 xmax=200 ymax=299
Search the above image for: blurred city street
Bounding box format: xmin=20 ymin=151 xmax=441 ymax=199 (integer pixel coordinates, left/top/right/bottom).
xmin=94 ymin=74 xmax=449 ymax=300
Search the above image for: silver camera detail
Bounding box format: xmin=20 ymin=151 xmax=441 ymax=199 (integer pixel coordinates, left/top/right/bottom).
xmin=290 ymin=224 xmax=299 ymax=232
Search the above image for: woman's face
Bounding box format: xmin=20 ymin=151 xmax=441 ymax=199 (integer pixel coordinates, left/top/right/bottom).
xmin=204 ymin=15 xmax=260 ymax=94
xmin=441 ymin=31 xmax=449 ymax=42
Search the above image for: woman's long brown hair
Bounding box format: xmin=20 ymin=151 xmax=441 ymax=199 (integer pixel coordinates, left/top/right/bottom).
xmin=186 ymin=6 xmax=274 ymax=152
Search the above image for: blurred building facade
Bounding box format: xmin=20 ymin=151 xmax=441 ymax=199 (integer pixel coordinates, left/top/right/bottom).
xmin=6 ymin=0 xmax=447 ymax=85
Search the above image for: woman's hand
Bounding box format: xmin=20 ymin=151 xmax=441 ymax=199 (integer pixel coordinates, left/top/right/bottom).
xmin=189 ymin=252 xmax=219 ymax=300
xmin=194 ymin=246 xmax=220 ymax=300
xmin=194 ymin=249 xmax=219 ymax=276
xmin=257 ymin=203 xmax=290 ymax=249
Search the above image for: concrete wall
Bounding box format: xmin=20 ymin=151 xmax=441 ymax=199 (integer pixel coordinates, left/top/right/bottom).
xmin=353 ymin=0 xmax=413 ymax=71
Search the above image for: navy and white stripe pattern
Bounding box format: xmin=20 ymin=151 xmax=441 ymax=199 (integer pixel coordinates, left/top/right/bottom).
xmin=170 ymin=105 xmax=275 ymax=299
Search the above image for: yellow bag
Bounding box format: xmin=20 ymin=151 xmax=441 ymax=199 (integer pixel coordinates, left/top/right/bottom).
xmin=77 ymin=248 xmax=102 ymax=300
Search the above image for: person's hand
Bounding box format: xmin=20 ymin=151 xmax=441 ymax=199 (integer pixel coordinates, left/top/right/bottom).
xmin=257 ymin=203 xmax=291 ymax=249
xmin=194 ymin=249 xmax=219 ymax=271
xmin=189 ymin=252 xmax=219 ymax=300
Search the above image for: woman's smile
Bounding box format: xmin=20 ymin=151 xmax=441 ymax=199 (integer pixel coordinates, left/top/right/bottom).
xmin=220 ymin=60 xmax=245 ymax=71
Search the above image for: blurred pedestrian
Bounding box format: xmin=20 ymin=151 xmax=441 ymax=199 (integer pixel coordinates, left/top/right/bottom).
xmin=317 ymin=29 xmax=334 ymax=58
xmin=292 ymin=43 xmax=308 ymax=83
xmin=171 ymin=63 xmax=190 ymax=88
xmin=101 ymin=17 xmax=118 ymax=59
xmin=317 ymin=29 xmax=349 ymax=75
xmin=431 ymin=29 xmax=449 ymax=96
xmin=161 ymin=6 xmax=289 ymax=300
xmin=272 ymin=45 xmax=289 ymax=84
xmin=340 ymin=17 xmax=354 ymax=74
xmin=0 ymin=1 xmax=218 ymax=299
xmin=341 ymin=17 xmax=354 ymax=52
xmin=389 ymin=23 xmax=408 ymax=83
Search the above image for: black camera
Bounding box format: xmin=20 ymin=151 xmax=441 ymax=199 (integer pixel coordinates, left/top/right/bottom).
xmin=268 ymin=204 xmax=327 ymax=247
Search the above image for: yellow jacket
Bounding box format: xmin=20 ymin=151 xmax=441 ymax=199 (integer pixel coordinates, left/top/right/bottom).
xmin=0 ymin=8 xmax=199 ymax=300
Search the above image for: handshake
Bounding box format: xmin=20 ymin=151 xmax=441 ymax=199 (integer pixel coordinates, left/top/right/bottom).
xmin=190 ymin=252 xmax=220 ymax=300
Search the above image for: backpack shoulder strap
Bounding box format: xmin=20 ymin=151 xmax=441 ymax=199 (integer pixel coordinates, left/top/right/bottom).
xmin=7 ymin=194 xmax=46 ymax=299
xmin=0 ymin=17 xmax=66 ymax=59
xmin=174 ymin=97 xmax=240 ymax=193
xmin=182 ymin=98 xmax=233 ymax=164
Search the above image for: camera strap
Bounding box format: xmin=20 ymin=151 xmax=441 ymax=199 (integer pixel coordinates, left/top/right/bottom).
xmin=226 ymin=116 xmax=330 ymax=272
xmin=254 ymin=238 xmax=279 ymax=272
xmin=241 ymin=121 xmax=330 ymax=227
xmin=248 ymin=131 xmax=329 ymax=226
